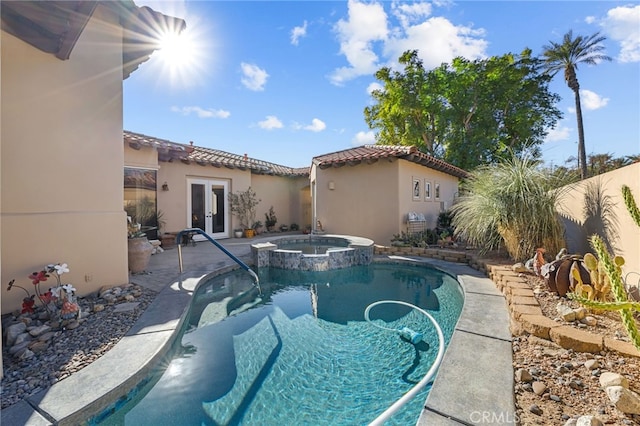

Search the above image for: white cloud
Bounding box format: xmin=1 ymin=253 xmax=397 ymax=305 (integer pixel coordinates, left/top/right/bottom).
xmin=258 ymin=115 xmax=283 ymax=130
xmin=329 ymin=0 xmax=487 ymax=86
xmin=330 ymin=0 xmax=389 ymax=86
xmin=600 ymin=5 xmax=640 ymax=62
xmin=545 ymin=124 xmax=571 ymax=142
xmin=384 ymin=17 xmax=487 ymax=69
xmin=240 ymin=62 xmax=269 ymax=91
xmin=304 ymin=118 xmax=327 ymax=132
xmin=171 ymin=106 xmax=230 ymax=118
xmin=391 ymin=1 xmax=432 ymax=29
xmin=585 ymin=16 xmax=596 ymax=25
xmin=291 ymin=20 xmax=308 ymax=45
xmin=580 ymin=89 xmax=609 ymax=110
xmin=367 ymin=82 xmax=383 ymax=94
xmin=352 ymin=130 xmax=376 ymax=145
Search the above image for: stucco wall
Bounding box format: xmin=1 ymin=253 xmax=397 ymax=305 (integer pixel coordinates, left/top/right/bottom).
xmin=557 ymin=162 xmax=640 ymax=278
xmin=313 ymin=159 xmax=460 ymax=245
xmin=1 ymin=5 xmax=129 ymax=313
xmin=251 ymin=174 xmax=310 ymax=230
xmin=398 ymin=161 xmax=460 ymax=230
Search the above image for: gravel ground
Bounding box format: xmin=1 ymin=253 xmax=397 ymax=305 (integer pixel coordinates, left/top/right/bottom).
xmin=513 ymin=275 xmax=640 ymax=425
xmin=1 ymin=285 xmax=156 ymax=410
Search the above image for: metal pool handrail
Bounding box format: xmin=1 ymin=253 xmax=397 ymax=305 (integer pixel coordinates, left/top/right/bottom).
xmin=175 ymin=228 xmax=260 ymax=293
xmin=364 ymin=300 xmax=446 ymax=426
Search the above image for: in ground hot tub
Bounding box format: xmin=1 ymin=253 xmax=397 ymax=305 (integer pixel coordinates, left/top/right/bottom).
xmin=251 ymin=235 xmax=374 ymax=271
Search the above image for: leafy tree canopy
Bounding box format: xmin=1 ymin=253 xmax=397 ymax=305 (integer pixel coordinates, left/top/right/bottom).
xmin=364 ymin=49 xmax=563 ymax=171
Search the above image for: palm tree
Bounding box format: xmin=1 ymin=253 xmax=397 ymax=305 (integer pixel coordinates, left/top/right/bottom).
xmin=542 ymin=31 xmax=611 ymax=180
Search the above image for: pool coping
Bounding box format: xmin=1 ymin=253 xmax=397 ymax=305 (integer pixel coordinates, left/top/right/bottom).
xmin=1 ymin=249 xmax=515 ymax=425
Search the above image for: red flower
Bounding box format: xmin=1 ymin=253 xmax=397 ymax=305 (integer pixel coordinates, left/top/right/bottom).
xmin=40 ymin=290 xmax=54 ymax=304
xmin=21 ymin=296 xmax=35 ymax=314
xmin=29 ymin=271 xmax=48 ymax=285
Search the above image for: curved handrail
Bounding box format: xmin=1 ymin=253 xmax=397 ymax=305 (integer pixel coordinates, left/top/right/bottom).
xmin=364 ymin=300 xmax=445 ymax=426
xmin=175 ymin=228 xmax=260 ymax=294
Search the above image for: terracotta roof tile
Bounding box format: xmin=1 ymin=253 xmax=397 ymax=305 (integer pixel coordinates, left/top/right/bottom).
xmin=313 ymin=145 xmax=468 ymax=178
xmin=124 ymin=131 xmax=309 ymax=177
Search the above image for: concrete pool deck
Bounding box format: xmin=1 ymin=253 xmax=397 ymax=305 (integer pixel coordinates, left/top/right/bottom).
xmin=2 ymin=235 xmax=515 ymax=425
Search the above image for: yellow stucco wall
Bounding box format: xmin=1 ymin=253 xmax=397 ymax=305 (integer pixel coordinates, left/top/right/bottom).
xmin=1 ymin=5 xmax=129 ymax=313
xmin=312 ymin=159 xmax=460 ymax=245
xmin=251 ymin=174 xmax=310 ymax=230
xmin=557 ymin=162 xmax=640 ymax=277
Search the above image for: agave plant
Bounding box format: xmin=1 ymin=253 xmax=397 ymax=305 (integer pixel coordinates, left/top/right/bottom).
xmin=451 ymin=153 xmax=570 ymax=262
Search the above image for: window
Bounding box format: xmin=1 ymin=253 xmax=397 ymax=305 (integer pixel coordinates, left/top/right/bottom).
xmin=412 ymin=178 xmax=421 ymax=200
xmin=434 ymin=182 xmax=441 ymax=200
xmin=124 ymin=168 xmax=158 ymax=239
xmin=424 ymin=180 xmax=431 ymax=200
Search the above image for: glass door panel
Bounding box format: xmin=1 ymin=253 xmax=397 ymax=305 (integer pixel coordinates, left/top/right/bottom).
xmin=188 ymin=179 xmax=229 ymax=239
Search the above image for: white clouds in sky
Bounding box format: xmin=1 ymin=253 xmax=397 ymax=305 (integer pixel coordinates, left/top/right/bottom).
xmin=545 ymin=123 xmax=572 ymax=142
xmin=303 ymin=118 xmax=327 ymax=132
xmin=580 ymin=89 xmax=609 ymax=110
xmin=258 ymin=116 xmax=284 ymax=130
xmin=329 ymin=0 xmax=487 ymax=85
xmin=599 ymin=4 xmax=640 ymax=63
xmin=240 ymin=62 xmax=269 ymax=91
xmin=352 ymin=130 xmax=376 ymax=145
xmin=171 ymin=106 xmax=230 ymax=118
xmin=291 ymin=20 xmax=308 ymax=45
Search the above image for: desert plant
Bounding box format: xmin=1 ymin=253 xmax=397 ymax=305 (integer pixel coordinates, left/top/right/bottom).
xmin=568 ymin=185 xmax=640 ymax=351
xmin=229 ymin=187 xmax=260 ymax=230
xmin=264 ymin=206 xmax=277 ymax=229
xmin=451 ymin=153 xmax=570 ymax=262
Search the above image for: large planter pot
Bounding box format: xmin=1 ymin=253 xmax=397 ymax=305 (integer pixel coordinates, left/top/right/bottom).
xmin=128 ymin=237 xmax=153 ymax=274
xmin=244 ymin=229 xmax=255 ymax=238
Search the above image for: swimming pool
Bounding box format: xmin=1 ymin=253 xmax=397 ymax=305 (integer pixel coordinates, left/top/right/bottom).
xmin=95 ymin=261 xmax=463 ymax=425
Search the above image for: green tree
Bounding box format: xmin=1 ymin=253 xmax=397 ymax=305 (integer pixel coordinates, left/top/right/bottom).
xmin=542 ymin=31 xmax=612 ymax=180
xmin=365 ymin=50 xmax=562 ymax=171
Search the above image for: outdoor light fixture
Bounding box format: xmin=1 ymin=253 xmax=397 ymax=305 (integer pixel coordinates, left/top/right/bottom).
xmin=162 ymin=182 xmax=169 ymax=191
xmin=328 ymin=181 xmax=335 ymax=190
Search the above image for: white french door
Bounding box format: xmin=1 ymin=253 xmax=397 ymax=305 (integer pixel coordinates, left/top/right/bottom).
xmin=187 ymin=179 xmax=229 ymax=239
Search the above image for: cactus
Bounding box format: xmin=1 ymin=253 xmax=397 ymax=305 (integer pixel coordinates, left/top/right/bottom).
xmin=568 ymin=184 xmax=640 ymax=351
xmin=622 ymin=185 xmax=640 ymax=227
xmin=571 ymin=252 xmax=621 ymax=308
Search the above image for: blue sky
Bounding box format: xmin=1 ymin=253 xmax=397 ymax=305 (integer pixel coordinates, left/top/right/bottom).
xmin=125 ymin=0 xmax=640 ymax=169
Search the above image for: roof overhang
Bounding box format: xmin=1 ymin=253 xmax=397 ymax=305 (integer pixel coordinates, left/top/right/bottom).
xmin=1 ymin=0 xmax=186 ymax=79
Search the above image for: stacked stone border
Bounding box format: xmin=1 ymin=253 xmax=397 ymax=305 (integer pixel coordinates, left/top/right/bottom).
xmin=374 ymin=245 xmax=640 ymax=359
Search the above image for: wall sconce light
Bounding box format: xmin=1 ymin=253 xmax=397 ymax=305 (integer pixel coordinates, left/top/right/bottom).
xmin=162 ymin=182 xmax=169 ymax=191
xmin=328 ymin=181 xmax=335 ymax=190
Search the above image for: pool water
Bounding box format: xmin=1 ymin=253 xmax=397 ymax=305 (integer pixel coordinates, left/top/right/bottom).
xmin=97 ymin=262 xmax=463 ymax=425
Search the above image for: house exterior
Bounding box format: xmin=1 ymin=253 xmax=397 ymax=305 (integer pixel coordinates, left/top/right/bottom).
xmin=1 ymin=1 xmax=185 ymax=313
xmin=124 ymin=131 xmax=311 ymax=240
xmin=311 ymin=145 xmax=468 ymax=244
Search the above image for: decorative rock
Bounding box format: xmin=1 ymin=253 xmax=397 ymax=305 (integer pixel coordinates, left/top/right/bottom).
xmin=93 ymin=304 xmax=105 ymax=312
xmin=584 ymin=359 xmax=600 ymax=370
xmin=512 ymin=262 xmax=528 ymax=273
xmin=14 ymin=332 xmax=33 ymax=347
xmin=599 ymin=371 xmax=629 ymax=389
xmin=575 ymin=416 xmax=604 ymax=426
xmin=556 ymin=303 xmax=576 ymax=322
xmin=28 ymin=341 xmax=49 ymax=353
xmin=65 ymin=320 xmax=80 ymax=330
xmin=581 ymin=316 xmax=597 ymax=327
xmin=604 ymin=386 xmax=640 ymax=414
xmin=28 ymin=324 xmax=51 ymax=337
xmin=550 ymin=394 xmax=562 ymax=402
xmin=124 ymin=294 xmax=135 ymax=302
xmin=573 ymin=307 xmax=587 ymax=321
xmin=515 ymin=368 xmax=533 ymax=382
xmin=5 ymin=322 xmax=27 ymax=346
xmin=529 ymin=404 xmax=543 ymax=415
xmin=532 ymin=381 xmax=547 ymax=395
